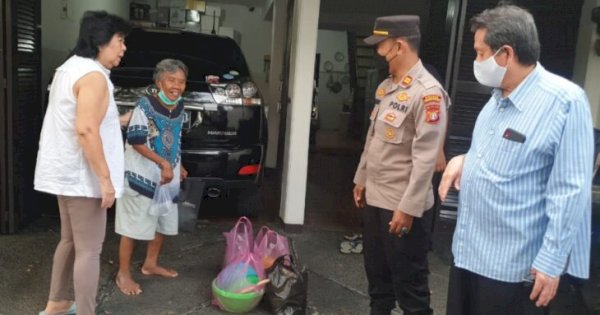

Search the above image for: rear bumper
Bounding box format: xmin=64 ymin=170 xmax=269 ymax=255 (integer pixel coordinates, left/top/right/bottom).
xmin=185 ymin=177 xmax=258 ymax=197
xmin=181 ymin=145 xmax=264 ymax=197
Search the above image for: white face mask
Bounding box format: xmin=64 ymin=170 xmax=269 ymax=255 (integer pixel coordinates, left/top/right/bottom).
xmin=473 ymin=48 xmax=507 ymax=88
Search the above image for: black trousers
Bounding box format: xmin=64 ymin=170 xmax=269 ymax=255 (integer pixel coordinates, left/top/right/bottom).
xmin=446 ymin=265 xmax=548 ymax=315
xmin=362 ymin=205 xmax=433 ymax=315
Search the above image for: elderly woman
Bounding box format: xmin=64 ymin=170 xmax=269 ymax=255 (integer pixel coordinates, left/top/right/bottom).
xmin=34 ymin=11 xmax=130 ymax=315
xmin=115 ymin=59 xmax=189 ymax=296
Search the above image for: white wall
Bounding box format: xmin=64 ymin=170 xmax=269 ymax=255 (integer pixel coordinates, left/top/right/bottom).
xmin=316 ymin=29 xmax=352 ymax=131
xmin=41 ymin=0 xmax=129 ymax=87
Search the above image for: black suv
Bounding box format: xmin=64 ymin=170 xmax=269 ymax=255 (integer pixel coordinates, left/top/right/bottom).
xmin=112 ymin=28 xmax=267 ymax=216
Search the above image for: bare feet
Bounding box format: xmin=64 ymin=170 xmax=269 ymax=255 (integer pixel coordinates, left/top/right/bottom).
xmin=140 ymin=264 xmax=179 ymax=278
xmin=116 ymin=272 xmax=142 ymax=296
xmin=43 ymin=300 xmax=74 ymax=315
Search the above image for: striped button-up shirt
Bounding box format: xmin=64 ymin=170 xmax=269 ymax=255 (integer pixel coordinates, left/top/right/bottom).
xmin=453 ymin=64 xmax=593 ymax=282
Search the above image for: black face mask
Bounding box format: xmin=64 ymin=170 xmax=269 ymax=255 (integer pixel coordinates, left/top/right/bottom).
xmin=374 ymin=54 xmax=388 ymax=70
xmin=379 ymin=42 xmax=401 ymax=65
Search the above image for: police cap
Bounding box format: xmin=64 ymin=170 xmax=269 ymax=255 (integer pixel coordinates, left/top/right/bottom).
xmin=364 ymin=15 xmax=420 ymax=46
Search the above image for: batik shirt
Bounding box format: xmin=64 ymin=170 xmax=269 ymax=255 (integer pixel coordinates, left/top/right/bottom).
xmin=124 ymin=95 xmax=184 ymax=199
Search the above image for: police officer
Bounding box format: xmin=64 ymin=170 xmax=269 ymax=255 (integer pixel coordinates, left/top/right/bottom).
xmin=352 ymin=15 xmax=448 ymax=315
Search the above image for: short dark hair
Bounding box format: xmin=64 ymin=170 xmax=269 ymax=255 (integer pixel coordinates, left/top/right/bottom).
xmin=470 ymin=4 xmax=540 ymax=65
xmin=402 ymin=36 xmax=421 ymax=53
xmin=72 ymin=11 xmax=131 ymax=58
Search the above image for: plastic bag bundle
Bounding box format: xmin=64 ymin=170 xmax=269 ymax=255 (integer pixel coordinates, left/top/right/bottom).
xmin=211 ymin=254 xmax=267 ymax=313
xmin=215 ymin=253 xmax=265 ymax=293
xmin=215 ymin=217 xmax=301 ymax=313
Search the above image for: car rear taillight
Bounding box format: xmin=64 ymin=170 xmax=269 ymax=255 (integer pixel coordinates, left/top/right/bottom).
xmin=238 ymin=164 xmax=260 ymax=176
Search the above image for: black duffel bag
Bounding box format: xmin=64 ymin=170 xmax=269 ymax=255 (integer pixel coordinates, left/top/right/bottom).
xmin=265 ymin=254 xmax=308 ymax=315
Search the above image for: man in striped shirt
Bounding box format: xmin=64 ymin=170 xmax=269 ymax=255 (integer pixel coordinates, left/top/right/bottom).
xmin=439 ymin=4 xmax=593 ymax=315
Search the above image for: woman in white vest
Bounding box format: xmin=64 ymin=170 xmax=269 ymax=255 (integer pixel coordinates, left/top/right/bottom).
xmin=34 ymin=11 xmax=131 ymax=315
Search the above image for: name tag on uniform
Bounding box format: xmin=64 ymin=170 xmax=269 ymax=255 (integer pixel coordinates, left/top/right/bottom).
xmin=503 ymin=128 xmax=526 ymax=143
xmin=389 ymin=101 xmax=409 ymax=113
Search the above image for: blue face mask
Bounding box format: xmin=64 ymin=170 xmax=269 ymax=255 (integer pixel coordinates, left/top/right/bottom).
xmin=158 ymin=90 xmax=181 ymax=106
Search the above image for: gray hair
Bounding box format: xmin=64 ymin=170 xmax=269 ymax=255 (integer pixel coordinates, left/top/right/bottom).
xmin=152 ymin=58 xmax=188 ymax=81
xmin=470 ymin=3 xmax=540 ymax=66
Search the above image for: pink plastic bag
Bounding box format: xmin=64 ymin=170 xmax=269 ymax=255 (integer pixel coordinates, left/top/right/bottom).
xmin=253 ymin=226 xmax=290 ymax=269
xmin=223 ymin=216 xmax=254 ymax=266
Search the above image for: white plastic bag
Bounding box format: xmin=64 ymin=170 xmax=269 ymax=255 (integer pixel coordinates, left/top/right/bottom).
xmin=149 ymin=180 xmax=179 ymax=216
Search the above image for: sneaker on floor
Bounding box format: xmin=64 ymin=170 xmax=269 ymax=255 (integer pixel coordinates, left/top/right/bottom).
xmin=351 ymin=240 xmax=363 ymax=254
xmin=340 ymin=240 xmax=354 ymax=254
xmin=340 ymin=239 xmax=363 ymax=254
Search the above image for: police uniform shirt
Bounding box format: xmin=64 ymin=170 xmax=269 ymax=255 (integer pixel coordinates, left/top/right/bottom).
xmin=354 ymin=60 xmax=448 ymax=217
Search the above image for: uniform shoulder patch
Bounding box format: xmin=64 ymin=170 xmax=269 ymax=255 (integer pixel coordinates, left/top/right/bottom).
xmin=422 ymin=94 xmax=442 ymax=104
xmin=376 ymin=88 xmax=386 ymax=97
xmin=425 ymin=104 xmax=440 ymax=124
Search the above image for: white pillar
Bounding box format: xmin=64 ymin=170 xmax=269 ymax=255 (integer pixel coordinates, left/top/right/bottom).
xmin=279 ymin=0 xmax=320 ymax=225
xmin=265 ymin=0 xmax=288 ymax=168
